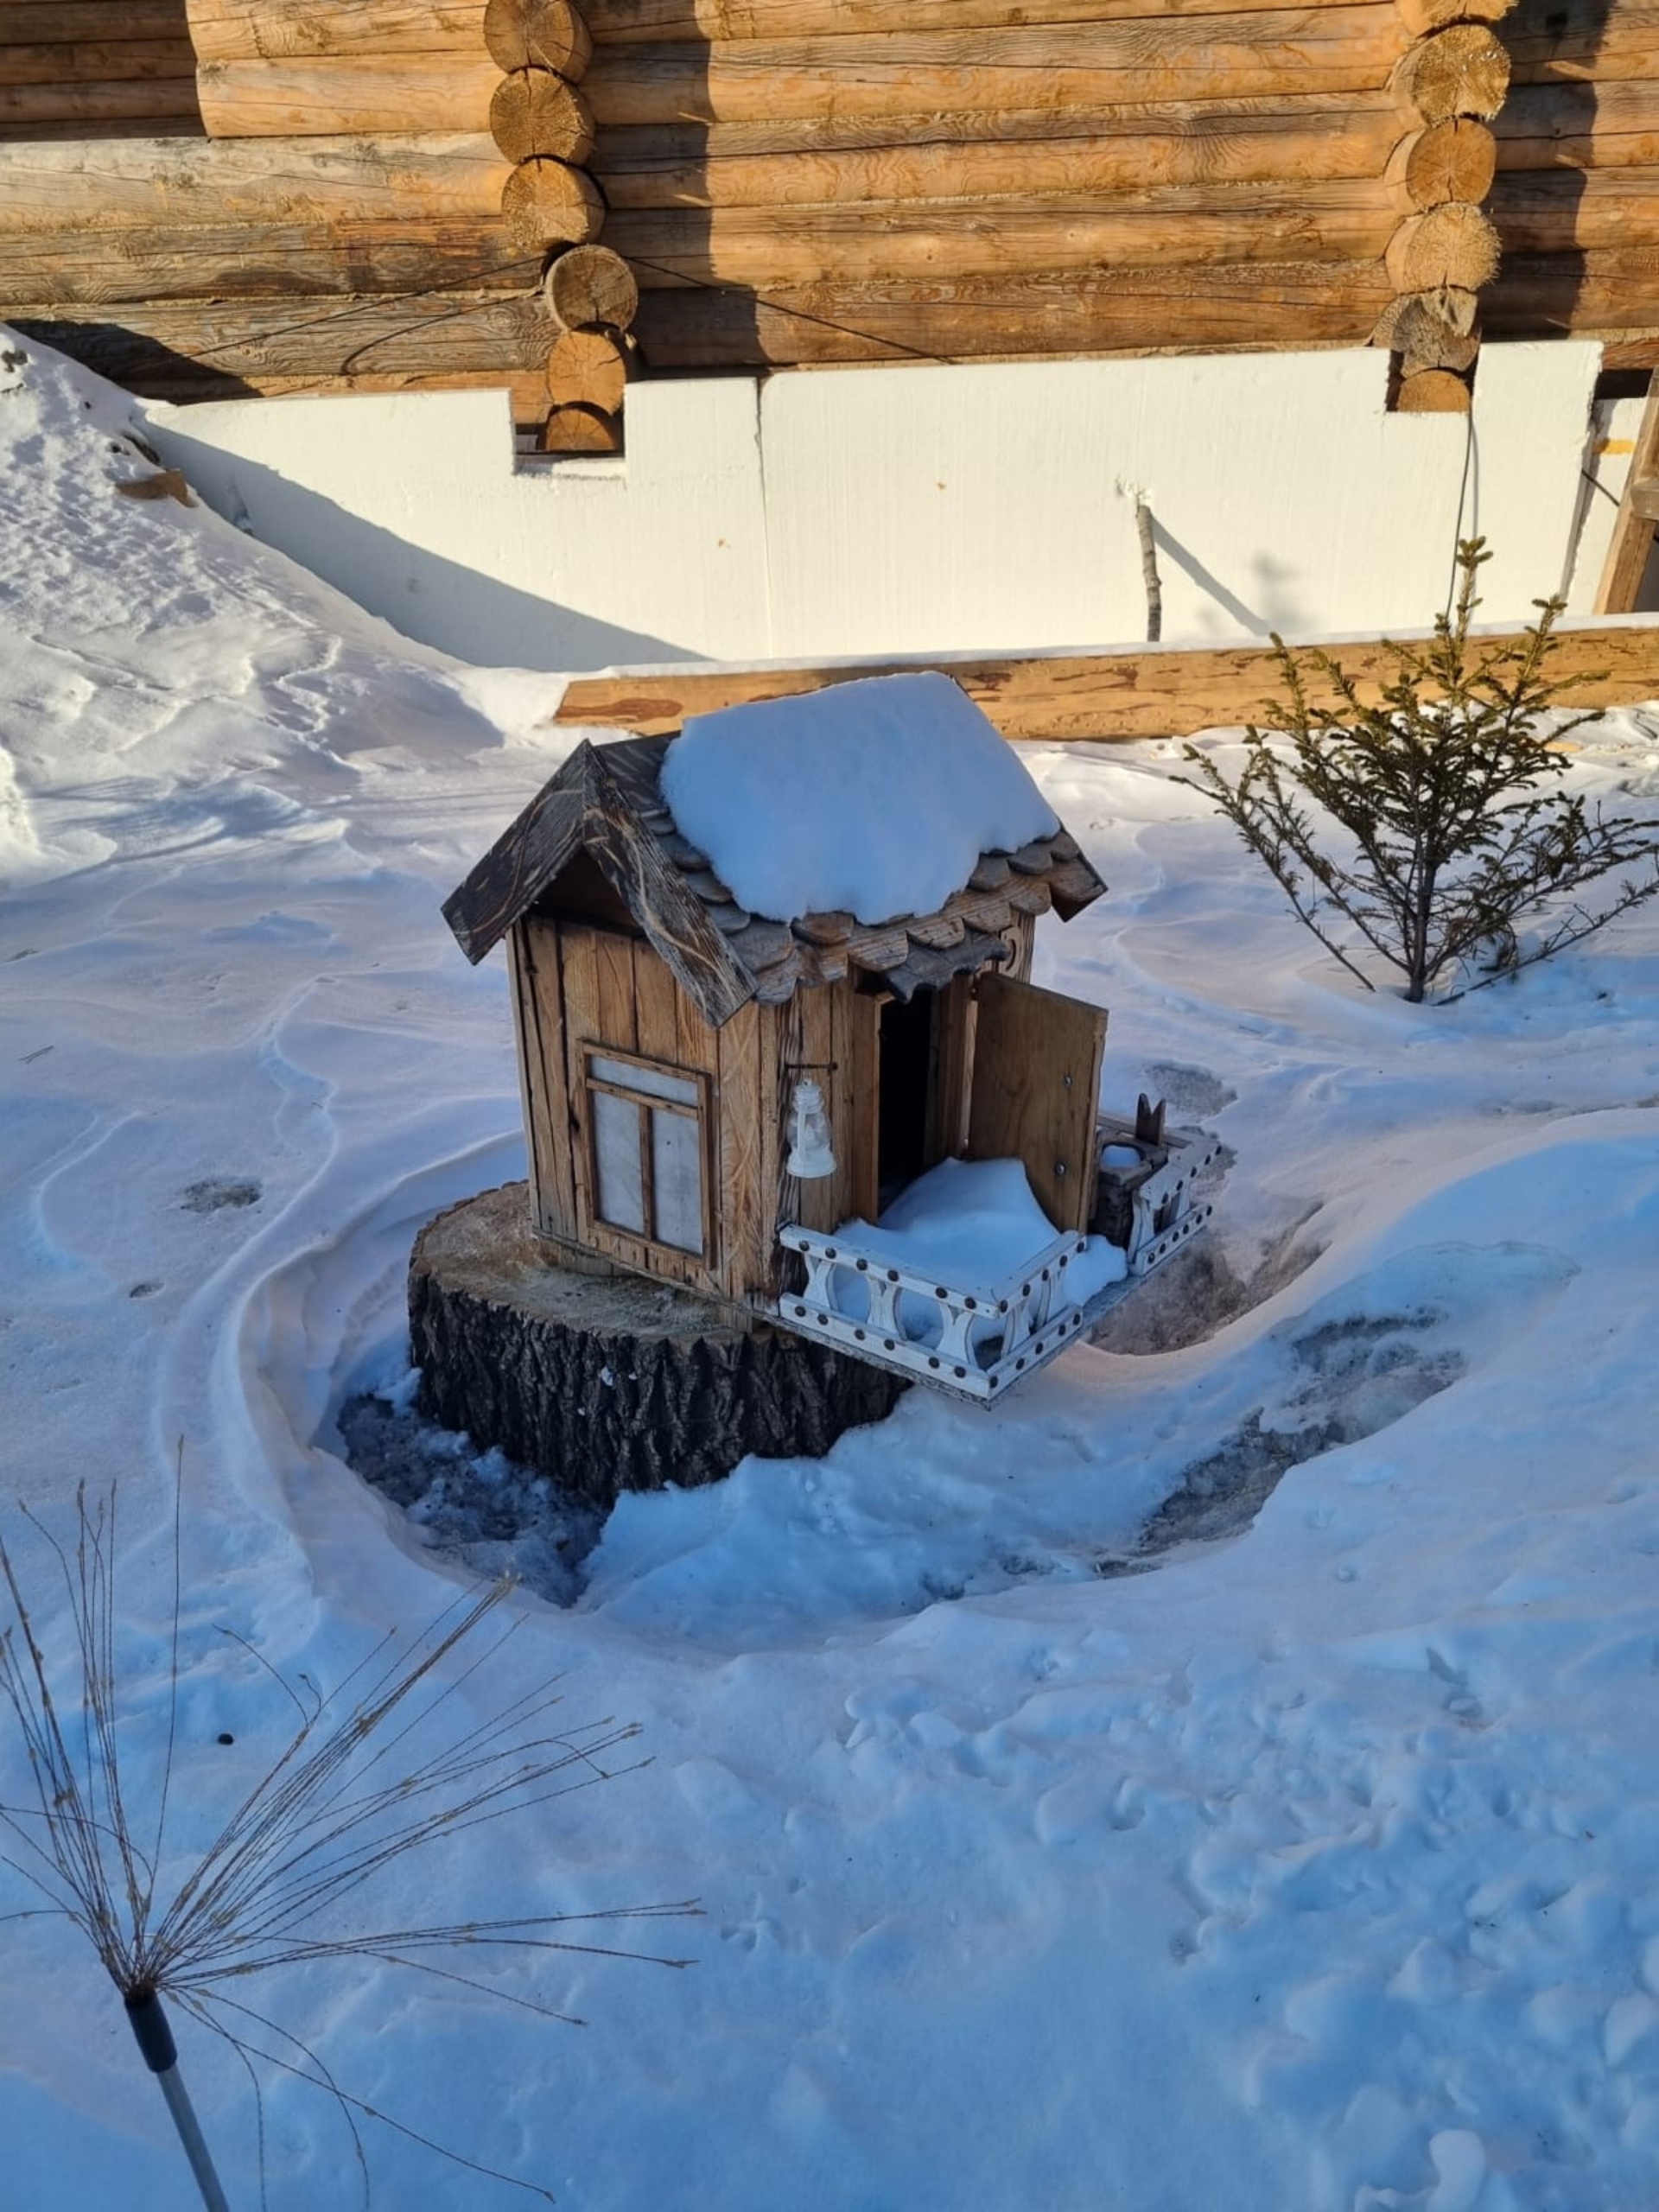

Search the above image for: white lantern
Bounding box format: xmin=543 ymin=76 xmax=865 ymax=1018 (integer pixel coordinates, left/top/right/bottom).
xmin=785 ymin=1077 xmax=836 ymax=1179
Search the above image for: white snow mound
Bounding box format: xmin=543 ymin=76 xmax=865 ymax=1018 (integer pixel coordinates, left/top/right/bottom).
xmin=659 ymin=671 xmax=1060 ymax=925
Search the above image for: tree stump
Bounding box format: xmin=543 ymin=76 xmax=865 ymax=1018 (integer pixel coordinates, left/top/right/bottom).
xmin=410 ymin=1182 xmax=906 ymax=1509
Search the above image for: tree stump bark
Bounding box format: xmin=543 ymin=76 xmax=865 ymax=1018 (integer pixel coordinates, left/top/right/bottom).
xmin=410 ymin=1182 xmax=906 ymax=1509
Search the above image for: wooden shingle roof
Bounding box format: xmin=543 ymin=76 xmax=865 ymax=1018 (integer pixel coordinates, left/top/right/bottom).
xmin=443 ymin=734 xmax=1105 ymax=1029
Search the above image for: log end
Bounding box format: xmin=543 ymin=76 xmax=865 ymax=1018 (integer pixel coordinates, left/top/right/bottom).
xmin=501 ymin=156 xmax=606 ymax=251
xmin=1395 ymin=366 xmax=1474 ymax=412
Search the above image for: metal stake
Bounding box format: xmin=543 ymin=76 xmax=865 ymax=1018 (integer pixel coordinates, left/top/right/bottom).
xmin=125 ymin=1991 xmax=232 ymax=2212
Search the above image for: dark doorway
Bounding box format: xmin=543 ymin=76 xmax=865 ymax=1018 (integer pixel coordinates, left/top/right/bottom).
xmin=877 ymin=990 xmax=936 ymax=1211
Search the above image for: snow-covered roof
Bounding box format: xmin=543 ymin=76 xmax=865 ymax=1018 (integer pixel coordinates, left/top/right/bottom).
xmin=444 ymin=683 xmax=1105 ymax=1027
xmin=660 ymin=672 xmax=1062 ymax=927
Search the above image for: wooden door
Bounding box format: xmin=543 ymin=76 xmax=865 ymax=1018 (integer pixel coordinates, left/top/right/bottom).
xmin=967 ymin=973 xmax=1106 ymax=1233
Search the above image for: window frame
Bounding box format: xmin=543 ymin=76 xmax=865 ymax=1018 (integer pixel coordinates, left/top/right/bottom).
xmin=578 ymin=1042 xmax=714 ymax=1264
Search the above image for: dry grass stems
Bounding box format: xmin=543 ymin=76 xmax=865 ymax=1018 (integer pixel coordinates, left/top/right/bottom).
xmin=0 ymin=1476 xmax=696 ymax=2208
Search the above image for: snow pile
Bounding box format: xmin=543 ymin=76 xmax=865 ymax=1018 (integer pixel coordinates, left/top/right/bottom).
xmin=659 ymin=670 xmax=1060 ymax=924
xmin=7 ymin=333 xmax=1659 ymax=2211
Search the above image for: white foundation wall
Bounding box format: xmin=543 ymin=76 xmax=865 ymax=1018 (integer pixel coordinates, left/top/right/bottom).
xmin=147 ymin=342 xmax=1603 ymax=675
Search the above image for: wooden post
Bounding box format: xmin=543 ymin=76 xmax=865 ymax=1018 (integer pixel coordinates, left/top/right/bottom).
xmin=1596 ymin=378 xmax=1659 ymax=616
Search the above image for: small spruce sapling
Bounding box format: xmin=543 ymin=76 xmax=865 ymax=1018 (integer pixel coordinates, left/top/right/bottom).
xmin=1179 ymin=539 xmax=1659 ymax=1002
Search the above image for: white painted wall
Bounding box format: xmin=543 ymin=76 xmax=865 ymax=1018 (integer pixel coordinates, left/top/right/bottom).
xmin=146 ymin=341 xmax=1605 ymax=675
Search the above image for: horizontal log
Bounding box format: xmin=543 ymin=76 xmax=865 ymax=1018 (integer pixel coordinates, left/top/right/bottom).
xmin=630 ymin=262 xmax=1393 ymax=367
xmin=1507 ymin=7 xmax=1659 ymax=85
xmin=0 ymin=220 xmax=538 ymax=303
xmin=9 ymin=290 xmax=554 ymax=383
xmin=1489 ymin=165 xmax=1659 ymax=253
xmin=0 ymin=113 xmax=206 ymax=139
xmin=597 ymin=109 xmax=1407 ymax=210
xmin=1497 ymin=81 xmax=1659 ymax=172
xmin=593 ymin=89 xmax=1405 ymax=166
xmin=1394 ymin=0 xmax=1513 ymax=32
xmin=607 ymin=184 xmax=1405 ymax=289
xmin=184 ymin=0 xmax=488 ymax=62
xmin=0 ymin=38 xmax=196 ymax=82
xmin=0 ymin=133 xmax=510 ymax=229
xmin=0 ymin=6 xmax=188 ymax=41
xmin=195 ymin=54 xmax=499 ymax=136
xmin=553 ymin=625 xmax=1659 ymax=745
xmin=582 ymin=12 xmax=1408 ymax=128
xmin=1485 ymin=247 xmax=1659 ymax=337
xmin=582 ymin=0 xmax=1349 ymax=35
xmin=1599 ymin=335 xmax=1659 ymax=372
xmin=0 ymin=76 xmax=197 ymax=124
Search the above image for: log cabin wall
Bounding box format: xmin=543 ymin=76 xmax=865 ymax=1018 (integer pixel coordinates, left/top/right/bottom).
xmin=0 ymin=3 xmax=203 ymax=142
xmin=1486 ymin=0 xmax=1659 ymax=372
xmin=1 ymin=0 xmax=1655 ymax=433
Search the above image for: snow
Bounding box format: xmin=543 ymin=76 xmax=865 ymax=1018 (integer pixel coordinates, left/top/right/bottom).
xmin=825 ymin=1156 xmax=1126 ymax=1353
xmin=658 ymin=671 xmax=1061 ymax=925
xmin=6 ymin=332 xmax=1659 ymax=2211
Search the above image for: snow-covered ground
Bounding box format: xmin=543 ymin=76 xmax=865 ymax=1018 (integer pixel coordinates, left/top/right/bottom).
xmin=4 ymin=336 xmax=1659 ymax=2212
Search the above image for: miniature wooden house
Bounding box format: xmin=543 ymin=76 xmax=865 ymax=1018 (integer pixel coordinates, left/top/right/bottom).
xmin=443 ymin=676 xmax=1210 ymax=1399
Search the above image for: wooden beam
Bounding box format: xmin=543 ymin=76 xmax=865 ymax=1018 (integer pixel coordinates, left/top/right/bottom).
xmin=1496 ymin=79 xmax=1659 ymax=173
xmin=0 ymin=220 xmax=537 ymax=303
xmin=607 ymin=184 xmax=1402 ymax=290
xmin=0 ymin=113 xmax=207 ymax=139
xmin=0 ymin=131 xmax=511 ymax=230
xmin=581 ymin=11 xmax=1408 ymax=130
xmin=9 ymin=291 xmax=553 ymax=384
xmin=595 ymin=108 xmax=1405 ymax=210
xmin=1490 ymin=165 xmax=1659 ymax=253
xmin=1487 ymin=248 xmax=1659 ymax=340
xmin=194 ymin=54 xmax=499 ymax=135
xmin=554 ymin=625 xmax=1659 ymax=746
xmin=1507 ymin=6 xmax=1659 ymax=86
xmin=593 ymin=89 xmax=1403 ymax=167
xmin=628 ymin=262 xmax=1392 ymax=367
xmin=0 ymin=5 xmax=189 ymax=41
xmin=1597 ymin=379 xmax=1659 ymax=616
xmin=581 ymin=0 xmax=1344 ymax=35
xmin=0 ymin=38 xmax=197 ymax=84
xmin=184 ymin=0 xmax=489 ymax=62
xmin=0 ymin=75 xmax=197 ymax=124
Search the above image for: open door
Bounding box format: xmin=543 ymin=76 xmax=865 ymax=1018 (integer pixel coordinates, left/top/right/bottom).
xmin=967 ymin=973 xmax=1107 ymax=1232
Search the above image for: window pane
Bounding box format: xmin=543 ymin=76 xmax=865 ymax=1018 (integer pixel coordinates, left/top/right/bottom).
xmin=589 ymin=1053 xmax=699 ymax=1107
xmin=592 ymin=1090 xmax=645 ymax=1233
xmin=650 ymin=1107 xmax=703 ymax=1253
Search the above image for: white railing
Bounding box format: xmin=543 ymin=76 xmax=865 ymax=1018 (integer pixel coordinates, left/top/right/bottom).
xmin=774 ymin=1224 xmax=1096 ymax=1402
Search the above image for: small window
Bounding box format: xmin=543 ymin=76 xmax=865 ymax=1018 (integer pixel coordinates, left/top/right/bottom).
xmin=583 ymin=1049 xmax=709 ymax=1256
